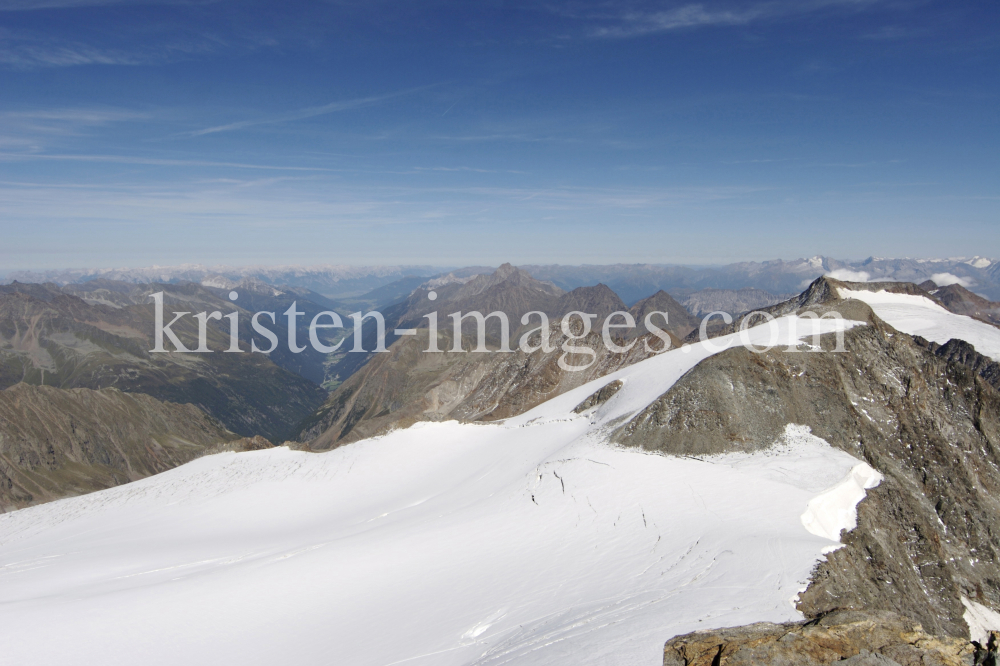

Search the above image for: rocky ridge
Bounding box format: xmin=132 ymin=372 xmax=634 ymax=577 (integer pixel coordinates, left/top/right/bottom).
xmin=616 ymin=278 xmax=1000 ymax=644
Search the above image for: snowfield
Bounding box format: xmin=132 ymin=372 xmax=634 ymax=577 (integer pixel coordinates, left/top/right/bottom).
xmin=838 ymin=288 xmax=1000 ymax=361
xmin=1 ymin=316 xmax=876 ymax=666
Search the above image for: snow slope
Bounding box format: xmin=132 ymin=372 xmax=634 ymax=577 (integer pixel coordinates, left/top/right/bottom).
xmin=0 ymin=316 xmax=872 ymax=666
xmin=838 ymin=288 xmax=1000 ymax=361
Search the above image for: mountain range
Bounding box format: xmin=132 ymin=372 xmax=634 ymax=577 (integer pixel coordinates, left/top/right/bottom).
xmin=6 ymin=255 xmax=999 ymax=301
xmin=3 ymin=264 xmax=449 ymax=299
xmin=0 ymin=281 xmax=327 ymax=441
xmin=318 ymin=263 xmax=697 ymax=387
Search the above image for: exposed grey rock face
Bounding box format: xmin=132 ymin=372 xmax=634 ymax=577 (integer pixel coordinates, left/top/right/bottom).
xmin=624 ymin=286 xmax=1000 ymax=638
xmin=662 ymin=610 xmax=975 ymax=666
xmin=0 ymin=384 xmax=235 ymax=511
xmin=917 ymin=337 xmax=1000 ymax=393
xmin=573 ymin=379 xmax=623 ymax=413
xmin=198 ymin=435 xmax=275 ymax=456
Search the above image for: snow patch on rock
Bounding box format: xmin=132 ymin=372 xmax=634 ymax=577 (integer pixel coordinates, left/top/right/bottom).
xmin=801 ymin=460 xmax=882 ymax=542
xmin=962 ymin=597 xmax=1000 ymax=643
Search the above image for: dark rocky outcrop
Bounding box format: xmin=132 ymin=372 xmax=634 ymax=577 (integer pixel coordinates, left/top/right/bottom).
xmin=681 ymin=277 xmax=934 ymax=343
xmin=198 ymin=435 xmax=275 ymax=456
xmin=573 ymin=379 xmax=623 ymax=413
xmin=916 ymin=337 xmax=1000 ymax=393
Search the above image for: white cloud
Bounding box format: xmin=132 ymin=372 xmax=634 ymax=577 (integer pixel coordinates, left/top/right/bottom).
xmin=0 ymin=152 xmax=334 ymax=171
xmin=593 ymin=5 xmax=761 ymax=37
xmin=0 ymin=25 xmax=218 ymax=69
xmin=589 ymin=0 xmax=884 ymax=39
xmin=0 ymin=43 xmax=141 ymax=68
xmin=187 ymin=87 xmax=432 ymax=137
xmin=929 ymin=272 xmax=973 ymax=288
xmin=0 ymin=0 xmax=198 ymax=10
xmin=826 ymin=269 xmax=870 ymax=282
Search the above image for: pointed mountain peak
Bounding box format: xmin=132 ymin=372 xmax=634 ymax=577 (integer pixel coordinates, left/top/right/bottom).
xmin=494 ymin=262 xmax=517 ymax=279
xmin=556 ymin=283 xmax=627 ymax=318
xmin=629 ymin=289 xmax=698 ymax=334
xmin=455 ymin=264 xmax=563 ymax=299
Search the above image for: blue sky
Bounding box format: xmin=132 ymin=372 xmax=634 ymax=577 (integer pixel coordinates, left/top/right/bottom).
xmin=0 ymin=0 xmax=997 ymax=270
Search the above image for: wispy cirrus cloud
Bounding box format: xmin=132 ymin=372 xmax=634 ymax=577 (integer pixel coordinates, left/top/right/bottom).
xmin=0 ymin=152 xmax=335 ymax=171
xmin=592 ymin=4 xmax=764 ymax=37
xmin=0 ymin=0 xmax=213 ymax=10
xmin=0 ymin=106 xmax=149 ymax=152
xmin=186 ymin=87 xmax=433 ymax=137
xmin=412 ymin=166 xmax=530 ymax=174
xmin=0 ymin=107 xmax=149 ymax=133
xmin=859 ymin=24 xmax=925 ymax=40
xmin=429 ymin=132 xmax=580 ymax=144
xmin=583 ymin=0 xmax=885 ymax=38
xmin=0 ymin=25 xmax=219 ymax=68
xmin=0 ymin=42 xmax=142 ymax=67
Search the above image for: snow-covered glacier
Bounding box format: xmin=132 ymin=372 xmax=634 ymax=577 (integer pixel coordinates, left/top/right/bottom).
xmin=0 ymin=316 xmax=878 ymax=666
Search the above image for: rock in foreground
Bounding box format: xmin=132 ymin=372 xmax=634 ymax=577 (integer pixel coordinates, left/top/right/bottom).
xmin=663 ymin=611 xmax=977 ymax=666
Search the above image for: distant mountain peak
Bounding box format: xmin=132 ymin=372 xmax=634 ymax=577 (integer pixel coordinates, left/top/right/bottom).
xmin=494 ymin=262 xmax=517 ymax=278
xmin=454 ymin=264 xmax=564 ymax=300
xmin=234 ymin=277 xmax=285 ymax=297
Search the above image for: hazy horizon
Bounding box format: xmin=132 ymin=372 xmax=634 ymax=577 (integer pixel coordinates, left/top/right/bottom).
xmin=0 ymin=253 xmax=992 ymax=275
